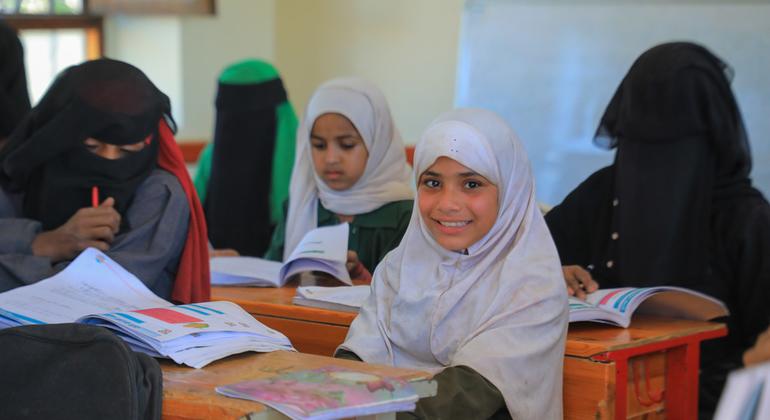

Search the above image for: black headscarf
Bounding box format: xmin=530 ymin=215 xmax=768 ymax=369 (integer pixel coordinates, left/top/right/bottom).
xmin=0 ymin=19 xmax=31 ymax=140
xmin=590 ymin=42 xmax=760 ymax=289
xmin=204 ymin=73 xmax=288 ymax=256
xmin=0 ymin=58 xmax=173 ymax=231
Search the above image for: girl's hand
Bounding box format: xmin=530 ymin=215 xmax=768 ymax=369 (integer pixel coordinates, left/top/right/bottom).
xmin=31 ymin=198 xmax=121 ymax=263
xmin=211 ymin=248 xmax=239 ymax=258
xmin=744 ymin=326 xmax=770 ymax=366
xmin=562 ymin=265 xmax=599 ymax=300
xmin=346 ymin=250 xmax=372 ymax=284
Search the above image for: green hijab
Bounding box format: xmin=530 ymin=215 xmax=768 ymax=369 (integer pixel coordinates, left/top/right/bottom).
xmin=194 ymin=59 xmax=298 ymax=225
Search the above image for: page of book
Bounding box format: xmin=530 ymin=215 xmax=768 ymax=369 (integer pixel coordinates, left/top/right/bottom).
xmin=0 ymin=248 xmax=171 ymax=327
xmin=292 ymin=285 xmax=370 ymax=313
xmin=281 ymin=223 xmax=352 ymax=286
xmin=210 ymin=256 xmax=283 ymax=287
xmin=78 ymin=300 xmax=295 ymax=368
xmin=568 ymin=286 xmax=729 ymax=328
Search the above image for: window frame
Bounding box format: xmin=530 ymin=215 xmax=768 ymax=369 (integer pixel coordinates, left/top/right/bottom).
xmin=3 ymin=15 xmax=103 ymax=59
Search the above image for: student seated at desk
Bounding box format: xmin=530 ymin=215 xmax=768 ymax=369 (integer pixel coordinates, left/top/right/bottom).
xmin=337 ymin=109 xmax=568 ymax=419
xmin=0 ymin=59 xmax=210 ymax=303
xmin=544 ymin=42 xmax=770 ymax=417
xmin=264 ymin=77 xmax=414 ymax=280
xmin=0 ymin=19 xmax=31 ymax=150
xmin=195 ymin=59 xmax=298 ymax=257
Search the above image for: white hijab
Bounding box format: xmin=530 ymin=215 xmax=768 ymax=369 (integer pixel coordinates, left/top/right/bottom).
xmin=283 ymin=77 xmax=414 ymax=259
xmin=340 ymin=109 xmax=568 ymax=419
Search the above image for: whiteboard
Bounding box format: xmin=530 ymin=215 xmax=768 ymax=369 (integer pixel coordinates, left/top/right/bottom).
xmin=456 ymin=0 xmax=770 ymax=204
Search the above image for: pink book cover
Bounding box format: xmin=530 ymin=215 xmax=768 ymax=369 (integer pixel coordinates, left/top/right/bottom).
xmin=216 ymin=366 xmax=418 ymax=419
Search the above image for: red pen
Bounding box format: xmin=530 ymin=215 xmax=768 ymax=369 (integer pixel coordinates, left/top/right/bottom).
xmin=91 ymin=186 xmax=99 ymax=208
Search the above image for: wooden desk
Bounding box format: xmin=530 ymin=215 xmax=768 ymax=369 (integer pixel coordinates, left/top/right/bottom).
xmin=162 ymin=350 xmax=436 ymax=420
xmin=565 ymin=318 xmax=726 ymax=419
xmin=212 ymin=286 xmax=727 ymax=419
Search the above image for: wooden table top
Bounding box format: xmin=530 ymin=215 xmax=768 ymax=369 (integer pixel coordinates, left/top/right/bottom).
xmin=212 ymin=286 xmax=727 ymax=360
xmin=212 ymin=278 xmax=360 ymax=326
xmin=565 ymin=316 xmax=726 ymax=358
xmin=162 ymin=350 xmax=432 ymax=419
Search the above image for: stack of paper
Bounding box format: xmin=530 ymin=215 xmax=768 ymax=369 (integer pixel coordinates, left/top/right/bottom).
xmin=0 ymin=248 xmax=294 ymax=368
xmin=216 ymin=366 xmax=418 ymax=419
xmin=78 ymin=300 xmax=294 ymax=368
xmin=292 ymin=286 xmax=370 ymax=313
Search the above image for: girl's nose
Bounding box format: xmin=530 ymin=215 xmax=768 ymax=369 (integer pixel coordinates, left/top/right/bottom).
xmin=96 ymin=144 xmax=123 ymax=160
xmin=436 ymin=188 xmax=462 ymax=213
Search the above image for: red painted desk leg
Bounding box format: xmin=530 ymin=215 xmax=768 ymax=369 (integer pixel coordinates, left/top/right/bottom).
xmin=665 ymin=339 xmax=701 ymax=419
xmin=614 ymin=354 xmax=629 ymax=419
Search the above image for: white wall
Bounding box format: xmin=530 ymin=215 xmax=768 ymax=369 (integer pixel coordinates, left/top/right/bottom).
xmin=178 ymin=0 xmax=276 ymax=140
xmin=275 ymin=0 xmax=463 ymax=144
xmin=457 ymin=0 xmax=770 ymax=204
xmin=104 ymin=0 xmax=276 ymax=141
xmin=103 ymin=16 xmax=184 ymax=127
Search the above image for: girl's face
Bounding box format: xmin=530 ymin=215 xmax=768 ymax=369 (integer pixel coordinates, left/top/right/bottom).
xmin=310 ymin=113 xmax=369 ymax=191
xmin=418 ymin=156 xmax=499 ymax=252
xmin=84 ymin=137 xmax=147 ymax=160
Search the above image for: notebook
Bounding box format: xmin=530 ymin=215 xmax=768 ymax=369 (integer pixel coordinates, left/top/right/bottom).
xmin=211 ymin=223 xmax=351 ymax=287
xmin=216 ymin=366 xmax=419 ymax=420
xmin=292 ymin=285 xmax=370 ymax=313
xmin=568 ymin=286 xmax=728 ymax=328
xmin=0 ymin=248 xmax=294 ymax=368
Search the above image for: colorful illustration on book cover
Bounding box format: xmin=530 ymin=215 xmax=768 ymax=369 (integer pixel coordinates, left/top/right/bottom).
xmin=220 ymin=366 xmax=415 ymax=415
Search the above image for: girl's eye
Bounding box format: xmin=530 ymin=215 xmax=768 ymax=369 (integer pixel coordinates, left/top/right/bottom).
xmin=310 ymin=141 xmax=326 ymax=150
xmin=464 ymin=180 xmax=482 ymax=189
xmin=340 ymin=142 xmax=357 ymax=150
xmin=422 ymin=179 xmax=440 ymax=188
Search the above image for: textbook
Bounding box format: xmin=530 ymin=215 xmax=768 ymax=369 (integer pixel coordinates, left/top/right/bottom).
xmin=211 ymin=223 xmax=352 ymax=287
xmin=568 ymin=286 xmax=729 ymax=328
xmin=714 ymin=361 xmax=770 ymax=420
xmin=216 ymin=366 xmax=419 ymax=420
xmin=292 ymin=285 xmax=370 ymax=313
xmin=0 ymin=248 xmax=294 ymax=368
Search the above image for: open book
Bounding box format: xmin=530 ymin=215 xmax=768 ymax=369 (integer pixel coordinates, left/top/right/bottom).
xmin=0 ymin=248 xmax=294 ymax=368
xmin=568 ymin=286 xmax=729 ymax=328
xmin=211 ymin=223 xmax=351 ymax=287
xmin=216 ymin=366 xmax=419 ymax=420
xmin=715 ymin=361 xmax=770 ymax=420
xmin=292 ymin=285 xmax=370 ymax=313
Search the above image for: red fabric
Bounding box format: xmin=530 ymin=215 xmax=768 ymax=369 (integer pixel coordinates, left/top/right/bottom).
xmin=156 ymin=119 xmax=211 ymax=303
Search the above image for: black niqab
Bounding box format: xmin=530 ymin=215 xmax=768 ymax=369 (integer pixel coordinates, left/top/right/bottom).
xmin=205 ymin=78 xmax=286 ymax=256
xmin=0 ymin=58 xmax=173 ymax=231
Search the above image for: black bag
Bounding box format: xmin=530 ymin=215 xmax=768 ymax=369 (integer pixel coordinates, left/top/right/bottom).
xmin=0 ymin=323 xmax=162 ymax=420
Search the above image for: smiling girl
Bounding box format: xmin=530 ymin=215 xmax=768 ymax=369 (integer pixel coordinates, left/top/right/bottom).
xmin=264 ymin=78 xmax=413 ymax=280
xmin=338 ymin=109 xmax=568 ymax=419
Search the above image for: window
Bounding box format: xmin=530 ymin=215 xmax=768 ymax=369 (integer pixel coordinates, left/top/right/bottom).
xmin=2 ymin=0 xmax=101 ymax=103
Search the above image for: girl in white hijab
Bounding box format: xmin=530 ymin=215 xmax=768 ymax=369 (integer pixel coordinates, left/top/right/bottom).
xmin=264 ymin=78 xmax=414 ymax=279
xmin=338 ymin=109 xmax=568 ymax=419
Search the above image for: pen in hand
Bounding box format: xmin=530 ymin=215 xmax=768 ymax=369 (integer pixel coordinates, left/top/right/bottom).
xmin=91 ymin=186 xmax=99 ymax=208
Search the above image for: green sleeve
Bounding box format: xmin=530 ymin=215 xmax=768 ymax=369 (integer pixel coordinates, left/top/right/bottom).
xmin=398 ymin=366 xmax=509 ymax=420
xmin=263 ymin=199 xmax=289 ymax=261
xmin=193 ymin=142 xmax=213 ymax=204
